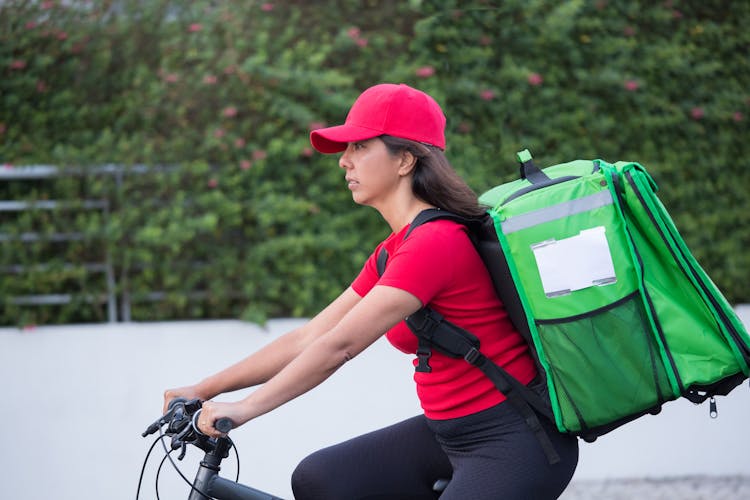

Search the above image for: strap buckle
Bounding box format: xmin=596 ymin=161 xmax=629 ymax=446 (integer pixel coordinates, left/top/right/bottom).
xmin=463 ymin=347 xmax=481 ymax=365
xmin=415 ymin=345 xmax=432 ymax=373
xmin=407 ymin=309 xmax=442 ymax=341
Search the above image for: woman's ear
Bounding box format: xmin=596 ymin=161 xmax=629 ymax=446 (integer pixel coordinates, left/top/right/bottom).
xmin=398 ymin=150 xmax=417 ymax=176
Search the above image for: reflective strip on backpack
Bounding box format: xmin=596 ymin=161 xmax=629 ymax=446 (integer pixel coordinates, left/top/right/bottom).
xmin=501 ymin=189 xmax=614 ymax=235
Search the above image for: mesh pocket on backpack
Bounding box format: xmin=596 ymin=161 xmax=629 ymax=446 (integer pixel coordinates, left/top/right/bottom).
xmin=536 ymin=292 xmax=673 ymax=433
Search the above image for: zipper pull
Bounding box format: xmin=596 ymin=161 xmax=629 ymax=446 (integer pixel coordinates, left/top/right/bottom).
xmin=709 ymin=396 xmax=718 ymax=419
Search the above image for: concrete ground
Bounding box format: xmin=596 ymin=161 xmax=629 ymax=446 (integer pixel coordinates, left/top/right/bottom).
xmin=561 ymin=476 xmax=750 ymax=499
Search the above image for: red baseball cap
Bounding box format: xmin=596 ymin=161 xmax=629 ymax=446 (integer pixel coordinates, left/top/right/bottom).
xmin=310 ymin=83 xmax=446 ymax=154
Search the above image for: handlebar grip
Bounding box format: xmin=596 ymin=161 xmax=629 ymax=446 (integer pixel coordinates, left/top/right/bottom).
xmin=214 ymin=418 xmax=234 ymax=433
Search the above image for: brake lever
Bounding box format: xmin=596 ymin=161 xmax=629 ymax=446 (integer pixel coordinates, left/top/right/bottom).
xmin=168 ymin=405 xmax=188 ymax=434
xmin=142 ymin=417 xmax=167 ymax=437
xmin=142 ymin=397 xmax=195 ymax=437
xmin=143 ymin=405 xmax=180 ymax=437
xmin=170 ymin=422 xmax=195 ymax=452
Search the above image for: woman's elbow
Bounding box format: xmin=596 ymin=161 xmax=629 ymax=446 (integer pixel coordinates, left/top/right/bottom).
xmin=315 ymin=336 xmax=363 ymax=373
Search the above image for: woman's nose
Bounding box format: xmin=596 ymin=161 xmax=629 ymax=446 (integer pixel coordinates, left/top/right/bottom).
xmin=339 ymin=145 xmax=353 ymax=169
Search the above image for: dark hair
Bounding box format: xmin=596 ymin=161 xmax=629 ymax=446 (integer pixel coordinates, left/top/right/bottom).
xmin=379 ymin=135 xmax=487 ymax=218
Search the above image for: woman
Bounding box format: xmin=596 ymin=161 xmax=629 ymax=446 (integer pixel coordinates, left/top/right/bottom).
xmin=164 ymin=83 xmax=579 ymax=499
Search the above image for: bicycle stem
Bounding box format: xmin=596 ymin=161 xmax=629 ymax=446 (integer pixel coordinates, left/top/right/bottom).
xmin=188 ymin=438 xmax=282 ymax=500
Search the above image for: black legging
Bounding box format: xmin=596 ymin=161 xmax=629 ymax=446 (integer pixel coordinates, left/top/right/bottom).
xmin=291 ymin=401 xmax=579 ymax=500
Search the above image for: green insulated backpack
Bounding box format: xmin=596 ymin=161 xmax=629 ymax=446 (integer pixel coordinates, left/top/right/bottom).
xmin=380 ymin=150 xmax=750 ymax=463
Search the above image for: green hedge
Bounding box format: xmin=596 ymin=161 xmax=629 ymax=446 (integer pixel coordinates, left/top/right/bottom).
xmin=1 ymin=0 xmax=748 ymax=326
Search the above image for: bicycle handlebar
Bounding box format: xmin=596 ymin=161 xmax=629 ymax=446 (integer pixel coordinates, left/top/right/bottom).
xmin=142 ymin=397 xmax=234 ymax=456
xmin=214 ymin=416 xmax=234 ymax=434
xmin=139 ymin=398 xmax=284 ymax=500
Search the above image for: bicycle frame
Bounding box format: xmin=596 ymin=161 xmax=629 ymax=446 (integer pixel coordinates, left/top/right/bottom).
xmin=187 ymin=436 xmax=283 ymax=500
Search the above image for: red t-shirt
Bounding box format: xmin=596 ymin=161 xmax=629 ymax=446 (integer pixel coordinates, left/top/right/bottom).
xmin=352 ymin=218 xmax=537 ymax=420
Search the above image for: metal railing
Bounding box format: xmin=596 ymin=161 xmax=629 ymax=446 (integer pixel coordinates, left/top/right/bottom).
xmin=1 ymin=165 xmax=118 ymax=322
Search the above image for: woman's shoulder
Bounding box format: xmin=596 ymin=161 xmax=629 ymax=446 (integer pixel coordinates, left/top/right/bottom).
xmin=410 ymin=217 xmax=469 ymax=238
xmin=406 ymin=218 xmax=472 ymax=251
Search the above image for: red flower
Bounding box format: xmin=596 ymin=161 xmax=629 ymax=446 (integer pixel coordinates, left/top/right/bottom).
xmin=690 ymin=107 xmax=704 ymax=120
xmin=234 ymin=138 xmax=246 ymax=148
xmin=222 ymin=106 xmax=238 ymax=117
xmin=56 ymin=31 xmax=68 ymax=41
xmin=164 ymin=73 xmax=179 ymax=83
xmin=346 ymin=26 xmax=368 ymax=47
xmin=41 ymin=1 xmax=55 ymax=9
xmin=624 ymin=80 xmax=639 ymax=91
xmin=0 ymin=123 xmax=5 ymax=135
xmin=188 ymin=23 xmax=203 ymax=32
xmin=308 ymin=121 xmax=326 ymax=131
xmin=261 ymin=3 xmax=274 ymax=11
xmin=203 ymin=74 xmax=218 ymax=85
xmin=733 ymin=112 xmax=743 ymax=122
xmin=9 ymin=60 xmax=27 ymax=70
xmin=347 ymin=27 xmax=361 ymax=40
xmin=415 ymin=66 xmax=435 ymax=78
xmin=207 ymin=178 xmax=218 ymax=188
xmin=527 ymin=73 xmax=543 ymax=86
xmin=214 ymin=128 xmax=225 ymax=138
xmin=301 ymin=147 xmax=314 ymax=157
xmin=240 ymin=160 xmax=252 ymax=170
xmin=480 ymin=89 xmax=495 ymax=101
xmin=623 ymin=26 xmax=636 ymax=37
xmin=252 ymin=150 xmax=268 ymax=161
xmin=36 ymin=80 xmax=48 ymax=92
xmin=25 ymin=21 xmax=37 ymax=29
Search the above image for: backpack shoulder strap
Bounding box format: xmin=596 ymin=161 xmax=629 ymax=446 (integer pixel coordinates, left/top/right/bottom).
xmin=405 ymin=208 xmax=476 ymax=237
xmin=376 ymin=247 xmax=389 ymax=277
xmin=373 ymin=207 xmax=561 ymax=464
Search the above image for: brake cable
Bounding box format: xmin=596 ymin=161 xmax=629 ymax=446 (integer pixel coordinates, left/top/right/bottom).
xmin=136 ymin=434 xmax=167 ymax=500
xmin=156 ymin=424 xmax=215 ymax=499
xmin=136 ymin=416 xmax=242 ymax=499
xmin=155 ymin=451 xmax=171 ymax=500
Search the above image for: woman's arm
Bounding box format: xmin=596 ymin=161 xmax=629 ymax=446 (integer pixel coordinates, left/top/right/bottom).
xmin=196 ymin=285 xmax=422 ymax=436
xmin=163 ymin=286 xmax=362 ymax=413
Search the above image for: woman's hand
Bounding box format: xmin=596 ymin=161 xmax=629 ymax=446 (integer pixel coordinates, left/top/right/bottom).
xmin=197 ymin=400 xmax=251 ymax=438
xmin=163 ymin=385 xmax=206 ymax=414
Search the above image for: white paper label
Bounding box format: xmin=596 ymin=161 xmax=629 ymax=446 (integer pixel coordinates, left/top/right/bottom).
xmin=531 ymin=226 xmax=617 ymax=298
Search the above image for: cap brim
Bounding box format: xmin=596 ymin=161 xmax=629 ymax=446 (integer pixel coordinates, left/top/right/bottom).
xmin=310 ymin=124 xmax=382 ymax=154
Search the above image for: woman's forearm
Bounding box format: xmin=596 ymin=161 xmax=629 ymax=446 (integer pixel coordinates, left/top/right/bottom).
xmin=196 ymin=287 xmax=364 ymax=400
xmin=196 ymin=327 xmax=309 ymax=399
xmin=237 ymin=334 xmax=349 ymax=420
xmin=195 ymin=286 xmax=421 ymax=436
xmin=236 ymin=286 xmax=422 ymax=422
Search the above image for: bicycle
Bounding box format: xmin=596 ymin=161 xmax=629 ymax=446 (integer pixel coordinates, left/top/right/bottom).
xmin=139 ymin=398 xmax=451 ymax=499
xmin=139 ymin=397 xmax=284 ymax=500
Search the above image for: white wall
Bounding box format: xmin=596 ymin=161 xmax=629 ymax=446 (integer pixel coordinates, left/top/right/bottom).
xmin=1 ymin=306 xmax=748 ymax=500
